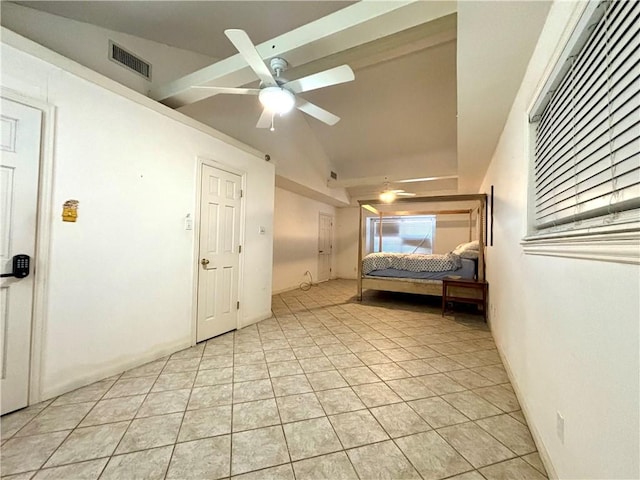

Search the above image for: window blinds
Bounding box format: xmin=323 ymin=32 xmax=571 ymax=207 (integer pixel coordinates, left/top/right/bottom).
xmin=532 ymin=0 xmax=639 ymax=232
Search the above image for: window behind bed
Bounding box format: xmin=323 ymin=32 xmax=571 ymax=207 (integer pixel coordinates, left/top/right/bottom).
xmin=366 ymin=215 xmax=436 ymax=254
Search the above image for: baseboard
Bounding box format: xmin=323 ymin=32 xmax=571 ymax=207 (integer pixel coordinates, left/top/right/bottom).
xmin=493 ymin=340 xmax=559 ymax=479
xmin=272 ymin=275 xmax=355 ymax=296
xmin=272 ymin=285 xmax=303 ymax=295
xmin=336 ymin=274 xmax=357 ymax=280
xmin=39 ymin=339 xmax=192 ymax=402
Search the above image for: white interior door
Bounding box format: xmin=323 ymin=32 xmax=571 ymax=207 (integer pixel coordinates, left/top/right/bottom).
xmin=1 ymin=98 xmax=42 ymax=415
xmin=317 ymin=213 xmax=333 ymax=283
xmin=197 ymin=164 xmax=241 ymax=342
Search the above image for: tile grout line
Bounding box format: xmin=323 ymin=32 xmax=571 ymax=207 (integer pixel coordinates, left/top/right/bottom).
xmin=4 ymin=282 xmax=543 ymax=480
xmin=30 ymin=370 xmax=128 ymax=475
xmin=278 ymin=305 xmax=432 ymax=480
xmin=3 ymin=373 xmax=122 ymax=475
xmin=161 ymin=341 xmax=206 ymax=480
xmin=275 ymin=298 xmax=363 ymax=480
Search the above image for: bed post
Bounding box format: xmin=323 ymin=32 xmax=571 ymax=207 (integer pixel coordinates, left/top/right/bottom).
xmin=357 ymin=204 xmax=363 ymax=301
xmin=378 ymin=211 xmax=383 ymax=252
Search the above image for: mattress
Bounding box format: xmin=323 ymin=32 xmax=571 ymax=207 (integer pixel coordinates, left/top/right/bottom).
xmin=365 ymin=258 xmax=476 ymax=280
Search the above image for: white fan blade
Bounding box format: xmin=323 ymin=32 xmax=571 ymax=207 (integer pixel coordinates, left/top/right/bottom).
xmin=191 ymin=86 xmax=260 ymax=95
xmin=296 ymin=99 xmax=340 ymax=126
xmin=256 ymin=109 xmax=272 ymax=129
xmin=397 ymin=192 xmax=416 ymax=196
xmin=224 ymin=29 xmax=277 ymax=86
xmin=285 ymin=65 xmax=355 ymax=94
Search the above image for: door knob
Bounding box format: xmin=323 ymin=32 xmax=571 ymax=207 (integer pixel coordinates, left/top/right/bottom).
xmin=201 ymin=258 xmax=210 ymax=267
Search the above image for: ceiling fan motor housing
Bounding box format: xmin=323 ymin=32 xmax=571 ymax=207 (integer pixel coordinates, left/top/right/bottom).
xmin=269 ymin=57 xmax=289 ymax=77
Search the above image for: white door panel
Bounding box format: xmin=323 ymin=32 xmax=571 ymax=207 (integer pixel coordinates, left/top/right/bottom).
xmin=1 ymin=98 xmax=42 ymax=415
xmin=318 ymin=213 xmax=333 ymax=283
xmin=197 ymin=165 xmax=241 ymax=342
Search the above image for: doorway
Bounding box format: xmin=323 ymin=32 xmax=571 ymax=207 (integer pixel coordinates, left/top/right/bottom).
xmin=317 ymin=213 xmax=333 ymax=283
xmin=196 ymin=164 xmax=242 ymax=342
xmin=1 ymin=97 xmax=42 ymax=414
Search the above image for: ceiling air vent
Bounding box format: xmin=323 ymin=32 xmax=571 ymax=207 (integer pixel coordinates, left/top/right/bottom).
xmin=109 ymin=41 xmax=152 ymax=80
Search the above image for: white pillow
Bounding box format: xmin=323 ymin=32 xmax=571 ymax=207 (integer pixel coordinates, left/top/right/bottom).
xmin=457 ymin=249 xmax=479 ymax=259
xmin=455 ymin=240 xmax=479 ymax=251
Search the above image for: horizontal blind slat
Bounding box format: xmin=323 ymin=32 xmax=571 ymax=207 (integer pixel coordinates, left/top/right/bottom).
xmin=536 ymin=132 xmax=639 ymax=211
xmin=532 ymin=0 xmax=639 ymax=232
xmin=535 ymin=107 xmax=639 ymax=197
xmin=534 ymin=5 xmax=639 ymax=171
xmin=535 ymin=3 xmax=637 ymax=153
xmin=536 ymin=106 xmax=639 ymax=195
xmin=535 ymin=53 xmax=639 ymax=175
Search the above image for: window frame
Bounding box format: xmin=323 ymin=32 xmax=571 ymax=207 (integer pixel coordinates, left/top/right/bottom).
xmin=522 ymin=0 xmax=640 ymax=264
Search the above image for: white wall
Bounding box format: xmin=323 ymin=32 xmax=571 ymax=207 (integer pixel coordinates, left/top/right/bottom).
xmin=272 ymin=188 xmax=336 ymax=293
xmin=335 ymin=207 xmax=360 ymax=279
xmin=0 ymin=2 xmax=215 ymax=95
xmin=479 ymin=2 xmax=639 ymax=479
xmin=1 ymin=34 xmax=275 ymax=401
xmin=181 ymin=95 xmax=351 ymax=207
xmin=434 ymin=215 xmax=476 ymax=254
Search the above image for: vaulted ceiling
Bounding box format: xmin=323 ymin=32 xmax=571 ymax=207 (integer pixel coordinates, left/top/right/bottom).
xmin=13 ymin=1 xmax=551 ymax=204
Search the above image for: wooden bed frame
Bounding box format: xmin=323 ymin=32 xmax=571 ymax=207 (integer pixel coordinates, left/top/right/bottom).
xmin=357 ymin=194 xmax=487 ymax=301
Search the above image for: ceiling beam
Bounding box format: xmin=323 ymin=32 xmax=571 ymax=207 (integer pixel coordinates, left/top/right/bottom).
xmin=275 ymin=175 xmax=350 ymax=207
xmin=281 ymin=14 xmax=457 ymax=84
xmin=149 ymin=0 xmax=456 ymax=108
xmin=329 ymin=174 xmax=458 ymax=189
xmin=358 ymin=193 xmax=486 ymax=205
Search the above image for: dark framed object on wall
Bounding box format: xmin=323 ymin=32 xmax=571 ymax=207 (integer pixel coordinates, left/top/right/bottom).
xmin=490 ymin=185 xmax=494 ymax=246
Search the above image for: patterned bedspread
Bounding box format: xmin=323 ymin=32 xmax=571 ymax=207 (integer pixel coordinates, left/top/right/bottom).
xmin=362 ymin=252 xmax=462 ymax=275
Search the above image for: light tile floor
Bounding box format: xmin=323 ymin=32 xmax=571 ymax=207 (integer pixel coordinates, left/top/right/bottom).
xmin=1 ymin=279 xmax=548 ymax=480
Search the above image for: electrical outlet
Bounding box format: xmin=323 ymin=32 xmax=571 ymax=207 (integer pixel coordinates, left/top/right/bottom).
xmin=556 ymin=411 xmax=565 ymax=444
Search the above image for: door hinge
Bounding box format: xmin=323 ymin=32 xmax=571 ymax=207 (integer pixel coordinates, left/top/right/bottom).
xmin=239 ymin=245 xmax=242 ymax=254
xmin=240 ymin=189 xmax=243 ymax=198
xmin=237 ymin=301 xmax=240 ymax=309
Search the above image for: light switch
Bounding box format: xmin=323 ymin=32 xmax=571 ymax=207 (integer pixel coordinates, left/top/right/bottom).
xmin=185 ymin=214 xmax=193 ymax=231
xmin=259 ymin=226 xmax=266 ymax=235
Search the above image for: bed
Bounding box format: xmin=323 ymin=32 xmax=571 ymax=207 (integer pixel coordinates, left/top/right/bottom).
xmin=357 ymin=194 xmax=487 ymax=301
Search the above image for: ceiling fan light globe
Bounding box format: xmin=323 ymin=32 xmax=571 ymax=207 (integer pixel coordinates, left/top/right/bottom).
xmin=379 ymin=191 xmax=396 ymax=203
xmin=259 ymin=87 xmax=295 ymax=114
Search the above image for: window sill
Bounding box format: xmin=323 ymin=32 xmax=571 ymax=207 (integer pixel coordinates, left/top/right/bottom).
xmin=521 ymin=230 xmax=640 ymax=264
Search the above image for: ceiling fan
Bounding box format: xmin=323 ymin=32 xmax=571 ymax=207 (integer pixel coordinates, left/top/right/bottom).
xmin=379 ymin=180 xmax=416 ymax=203
xmin=194 ymin=29 xmax=355 ymax=131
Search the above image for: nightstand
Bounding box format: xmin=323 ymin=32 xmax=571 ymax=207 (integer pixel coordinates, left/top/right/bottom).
xmin=441 ymin=278 xmax=488 ymax=320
